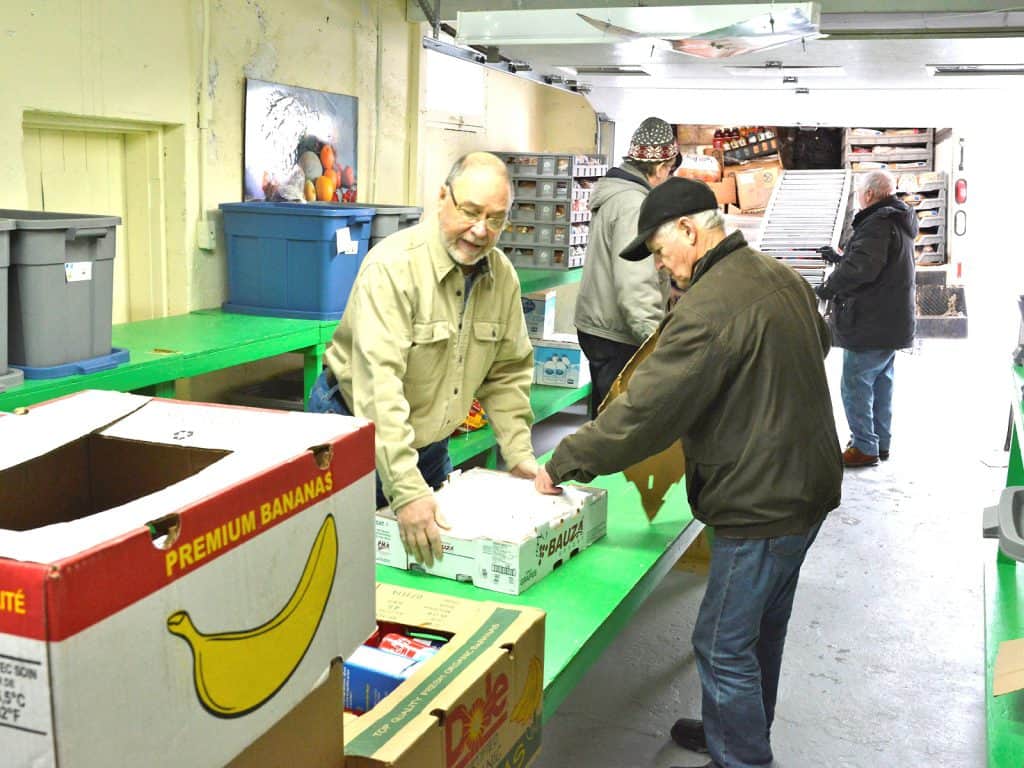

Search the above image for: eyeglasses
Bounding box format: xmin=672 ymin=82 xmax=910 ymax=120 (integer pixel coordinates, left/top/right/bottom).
xmin=446 ymin=183 xmax=508 ymax=233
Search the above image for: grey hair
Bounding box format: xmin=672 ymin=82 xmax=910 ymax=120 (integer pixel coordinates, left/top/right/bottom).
xmin=858 ymin=169 xmax=896 ymax=198
xmin=445 ymin=152 xmax=515 ymax=201
xmin=653 ymin=208 xmax=725 ymax=240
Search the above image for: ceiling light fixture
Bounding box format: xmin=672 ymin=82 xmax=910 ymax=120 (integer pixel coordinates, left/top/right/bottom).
xmin=926 ymin=63 xmax=1024 ymax=76
xmin=565 ymin=64 xmax=651 ymax=76
xmin=726 ymin=64 xmax=845 ymax=77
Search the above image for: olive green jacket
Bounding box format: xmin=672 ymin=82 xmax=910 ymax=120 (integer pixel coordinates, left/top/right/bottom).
xmin=547 ymin=231 xmax=842 ymax=538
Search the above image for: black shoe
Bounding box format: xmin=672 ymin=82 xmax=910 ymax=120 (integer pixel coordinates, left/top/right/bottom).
xmin=670 ymin=718 xmax=708 ymax=753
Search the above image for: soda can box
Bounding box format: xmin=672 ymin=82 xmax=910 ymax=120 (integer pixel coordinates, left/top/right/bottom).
xmin=520 ymin=290 xmax=556 ymax=340
xmin=376 ymin=468 xmax=608 ymax=594
xmin=0 ymin=390 xmax=377 ymax=768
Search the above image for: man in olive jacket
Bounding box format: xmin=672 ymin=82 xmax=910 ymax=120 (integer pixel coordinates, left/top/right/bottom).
xmin=816 ymin=169 xmax=917 ymax=468
xmin=536 ymin=177 xmax=843 ymax=768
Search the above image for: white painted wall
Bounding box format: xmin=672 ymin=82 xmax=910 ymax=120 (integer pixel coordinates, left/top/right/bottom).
xmin=589 ymin=83 xmax=1024 ymax=432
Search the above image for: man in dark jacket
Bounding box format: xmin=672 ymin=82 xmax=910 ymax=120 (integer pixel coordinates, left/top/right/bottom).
xmin=574 ymin=116 xmax=676 ymax=418
xmin=536 ymin=177 xmax=843 ymax=768
xmin=816 ymin=170 xmax=917 ymax=468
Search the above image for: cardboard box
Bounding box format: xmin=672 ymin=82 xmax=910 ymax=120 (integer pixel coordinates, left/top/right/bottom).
xmin=344 ymin=583 xmax=545 ymax=768
xmin=600 ymin=332 xmax=686 ymax=521
xmin=0 ymin=390 xmax=377 ymax=768
xmin=735 ymin=164 xmax=782 ymax=212
xmin=705 ymin=177 xmax=737 ymax=208
xmin=533 ymin=333 xmax=590 ymax=389
xmin=521 ymin=290 xmax=556 ymax=340
xmin=722 ymin=156 xmax=783 ymax=179
xmin=226 ymin=659 xmax=345 ymax=768
xmin=994 ymin=637 xmax=1024 ymax=696
xmin=376 ymin=468 xmax=608 ymax=594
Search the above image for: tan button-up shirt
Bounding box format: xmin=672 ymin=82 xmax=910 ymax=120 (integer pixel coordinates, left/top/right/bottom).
xmin=324 ymin=219 xmax=535 ymax=510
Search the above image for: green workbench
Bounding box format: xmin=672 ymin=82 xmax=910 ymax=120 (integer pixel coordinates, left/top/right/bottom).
xmin=0 ymin=309 xmax=336 ymax=412
xmin=517 ymin=266 xmax=583 ymax=295
xmin=449 ymin=382 xmax=590 ymax=466
xmin=376 ymin=458 xmax=698 ymax=722
xmin=0 ymin=303 xmax=591 ymax=470
xmin=985 ymin=366 xmax=1024 ymax=767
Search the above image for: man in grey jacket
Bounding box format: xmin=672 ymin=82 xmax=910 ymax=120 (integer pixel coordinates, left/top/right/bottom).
xmin=574 ymin=116 xmax=677 ymax=418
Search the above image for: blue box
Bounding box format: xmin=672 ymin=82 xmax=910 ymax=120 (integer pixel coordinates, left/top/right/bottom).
xmin=343 ymin=645 xmax=422 ymax=714
xmin=219 ymin=202 xmax=375 ymax=320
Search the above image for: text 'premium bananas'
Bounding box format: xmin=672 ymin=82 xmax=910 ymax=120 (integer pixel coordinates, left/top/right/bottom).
xmin=167 ymin=514 xmax=339 ymax=718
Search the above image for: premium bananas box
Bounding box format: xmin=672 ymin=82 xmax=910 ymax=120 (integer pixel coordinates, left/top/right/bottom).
xmin=345 ymin=583 xmax=545 ymax=768
xmin=376 ymin=468 xmax=608 ymax=594
xmin=0 ymin=390 xmax=377 ymax=768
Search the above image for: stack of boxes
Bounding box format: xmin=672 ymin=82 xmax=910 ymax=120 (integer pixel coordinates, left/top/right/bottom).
xmin=521 ymin=289 xmax=591 ymax=391
xmin=0 ymin=390 xmax=377 ymax=766
xmin=674 ymin=125 xmax=783 ymax=214
xmin=1 ymin=390 xmax=553 ymax=767
xmin=497 ymin=153 xmax=606 ymax=270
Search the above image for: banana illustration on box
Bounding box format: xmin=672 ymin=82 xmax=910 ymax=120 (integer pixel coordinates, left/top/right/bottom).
xmin=167 ymin=514 xmax=338 ymax=718
xmin=510 ymin=656 xmax=543 ymax=725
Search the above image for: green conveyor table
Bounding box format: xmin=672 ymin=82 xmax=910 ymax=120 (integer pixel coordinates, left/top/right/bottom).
xmin=0 ymin=309 xmax=336 ymax=412
xmin=376 ymin=455 xmax=698 ymax=722
xmin=985 ymin=366 xmax=1024 ymax=767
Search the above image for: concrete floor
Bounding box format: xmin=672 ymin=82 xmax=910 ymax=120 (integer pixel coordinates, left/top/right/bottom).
xmin=527 ymin=337 xmax=1009 ymax=768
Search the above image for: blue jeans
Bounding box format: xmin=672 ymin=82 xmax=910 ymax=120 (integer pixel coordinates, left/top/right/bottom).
xmin=692 ymin=523 xmax=822 ymax=768
xmin=306 ymin=369 xmax=452 ymax=508
xmin=841 ymin=349 xmax=896 ymax=456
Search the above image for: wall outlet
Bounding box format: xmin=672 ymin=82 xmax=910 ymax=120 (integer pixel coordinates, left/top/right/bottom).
xmin=196 ymin=218 xmax=217 ymax=251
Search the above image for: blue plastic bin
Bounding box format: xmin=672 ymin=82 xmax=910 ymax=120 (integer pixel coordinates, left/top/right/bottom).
xmin=219 ymin=202 xmax=375 ymax=321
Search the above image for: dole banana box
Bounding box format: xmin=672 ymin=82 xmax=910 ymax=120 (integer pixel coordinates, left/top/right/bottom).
xmin=345 ymin=583 xmax=545 ymax=768
xmin=376 ymin=468 xmax=608 ymax=595
xmin=0 ymin=390 xmax=376 ymax=768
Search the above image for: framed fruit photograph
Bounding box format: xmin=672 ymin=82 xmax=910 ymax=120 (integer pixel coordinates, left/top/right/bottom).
xmin=243 ymin=78 xmax=358 ymax=203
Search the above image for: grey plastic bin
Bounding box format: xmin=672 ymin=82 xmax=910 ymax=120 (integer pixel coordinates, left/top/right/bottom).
xmin=0 ymin=209 xmax=121 ymax=369
xmin=333 ymin=203 xmax=422 ymax=241
xmin=0 ymin=218 xmax=24 ymax=392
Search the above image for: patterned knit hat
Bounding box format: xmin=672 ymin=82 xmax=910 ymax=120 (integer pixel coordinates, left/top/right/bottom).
xmin=627 ymin=117 xmax=678 ymax=162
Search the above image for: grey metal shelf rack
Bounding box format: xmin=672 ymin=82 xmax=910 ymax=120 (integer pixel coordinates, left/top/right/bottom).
xmin=495 ymin=152 xmax=607 ymax=270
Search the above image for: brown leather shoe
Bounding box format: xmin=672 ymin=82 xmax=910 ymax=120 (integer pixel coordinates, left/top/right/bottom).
xmin=843 ymin=445 xmax=878 ymax=468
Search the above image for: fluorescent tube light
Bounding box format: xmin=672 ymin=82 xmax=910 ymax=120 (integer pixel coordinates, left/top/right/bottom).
xmin=926 ymin=64 xmax=1024 ymax=76
xmin=727 ymin=65 xmax=845 ymax=77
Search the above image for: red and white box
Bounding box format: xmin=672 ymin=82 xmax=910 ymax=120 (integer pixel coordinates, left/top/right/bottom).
xmin=0 ymin=390 xmax=376 ymax=768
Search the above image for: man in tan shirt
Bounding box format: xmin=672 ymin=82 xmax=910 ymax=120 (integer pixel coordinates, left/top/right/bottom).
xmin=308 ymin=152 xmax=538 ymax=566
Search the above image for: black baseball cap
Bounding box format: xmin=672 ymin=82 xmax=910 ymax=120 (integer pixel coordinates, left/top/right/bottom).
xmin=619 ymin=177 xmax=719 ymax=261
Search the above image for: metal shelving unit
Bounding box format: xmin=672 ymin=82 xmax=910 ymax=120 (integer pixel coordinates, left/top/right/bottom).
xmin=495 ymin=152 xmax=606 ymax=270
xmin=898 ymin=171 xmax=948 ymax=266
xmin=758 ymin=169 xmax=852 ymax=288
xmin=842 ymin=128 xmax=934 ymax=172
